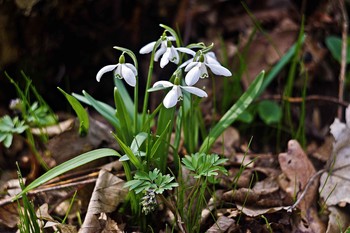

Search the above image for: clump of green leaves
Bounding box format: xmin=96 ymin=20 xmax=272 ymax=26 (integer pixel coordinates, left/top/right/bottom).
xmin=124 ymin=168 xmax=178 ymax=215
xmin=182 ymin=153 xmax=228 ymax=178
xmin=124 ymin=168 xmax=178 ymax=195
xmin=0 ymin=116 xmax=28 ymax=148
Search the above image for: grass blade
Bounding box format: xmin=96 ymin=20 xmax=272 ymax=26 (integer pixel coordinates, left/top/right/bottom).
xmin=14 ymin=148 xmax=120 ymax=200
xmin=58 ymin=87 xmax=89 ymax=136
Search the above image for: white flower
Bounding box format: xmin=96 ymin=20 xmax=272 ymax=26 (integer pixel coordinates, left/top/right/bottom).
xmin=96 ymin=63 xmax=137 ymax=87
xmin=183 ymin=52 xmax=232 ymax=86
xmin=152 ymin=81 xmax=208 ymax=108
xmin=140 ymin=36 xmax=193 ymax=68
xmin=139 ymin=36 xmax=176 ymax=60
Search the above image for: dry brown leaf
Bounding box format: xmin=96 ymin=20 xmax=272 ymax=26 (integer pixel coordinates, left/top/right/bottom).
xmin=211 ymin=126 xmax=240 ymax=157
xmin=206 ymin=216 xmax=235 ymax=233
xmin=34 ymin=204 xmax=78 ymax=233
xmin=326 ymin=206 xmax=350 ymax=233
xmin=278 ymin=140 xmax=317 ymax=211
xmin=278 ymin=140 xmax=326 ymax=232
xmin=0 ymin=202 xmax=19 ymax=228
xmin=320 ymin=105 xmax=350 ymax=206
xmin=236 ymin=204 xmax=289 ymax=217
xmin=79 ymin=169 xmax=127 ymax=233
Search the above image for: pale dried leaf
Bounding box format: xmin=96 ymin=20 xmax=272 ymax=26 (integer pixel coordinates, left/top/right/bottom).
xmin=320 ymin=106 xmax=350 ymax=206
xmin=36 ymin=203 xmax=54 ymax=221
xmin=31 ymin=118 xmax=74 ymax=136
xmin=326 ymin=206 xmax=350 ymax=233
xmin=211 ymin=126 xmax=240 ymax=157
xmin=0 ymin=202 xmax=19 ymax=228
xmin=236 ymin=204 xmax=289 ymax=217
xmin=79 ymin=170 xmax=127 ymax=233
xmin=206 ymin=216 xmax=235 ymax=233
xmin=278 ymin=140 xmax=317 ymax=211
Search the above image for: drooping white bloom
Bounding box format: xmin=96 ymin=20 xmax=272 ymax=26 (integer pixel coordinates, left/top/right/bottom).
xmin=96 ymin=62 xmax=137 ymax=87
xmin=140 ymin=36 xmax=193 ymax=68
xmin=139 ymin=36 xmax=176 ymax=60
xmin=152 ymin=80 xmax=208 ymax=108
xmin=183 ymin=52 xmax=232 ymax=86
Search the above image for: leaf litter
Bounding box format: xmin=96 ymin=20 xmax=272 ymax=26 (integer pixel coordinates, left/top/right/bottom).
xmin=1 ymin=0 xmax=350 ymax=232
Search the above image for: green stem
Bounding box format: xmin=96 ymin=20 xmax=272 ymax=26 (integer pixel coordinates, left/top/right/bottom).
xmin=134 ymin=75 xmax=138 ymax=134
xmin=184 ymin=178 xmax=201 ymax=204
xmin=142 ymin=40 xmax=162 ymax=124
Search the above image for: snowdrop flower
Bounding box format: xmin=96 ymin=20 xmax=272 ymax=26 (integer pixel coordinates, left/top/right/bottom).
xmin=184 ymin=52 xmax=232 ymax=86
xmin=96 ymin=54 xmax=137 ymax=87
xmin=152 ymin=80 xmax=208 ymax=108
xmin=140 ymin=35 xmax=193 ymax=68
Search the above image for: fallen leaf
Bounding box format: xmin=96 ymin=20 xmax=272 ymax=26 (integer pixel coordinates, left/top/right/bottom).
xmin=0 ymin=202 xmax=19 ymax=228
xmin=278 ymin=140 xmax=326 ymax=233
xmin=206 ymin=216 xmax=235 ymax=233
xmin=326 ymin=206 xmax=350 ymax=233
xmin=320 ymin=105 xmax=350 ymax=206
xmin=79 ymin=169 xmax=127 ymax=233
xmin=278 ymin=140 xmax=317 ymax=211
xmin=35 ymin=204 xmax=78 ymax=233
xmin=31 ymin=118 xmax=74 ymax=137
xmin=236 ymin=204 xmax=289 ymax=217
xmin=211 ymin=126 xmax=240 ymax=157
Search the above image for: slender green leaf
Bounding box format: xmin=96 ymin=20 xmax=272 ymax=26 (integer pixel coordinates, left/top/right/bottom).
xmin=112 ymin=133 xmax=143 ymax=169
xmin=130 ymin=132 xmax=148 ymax=152
xmin=114 ymin=87 xmax=132 ymax=143
xmin=73 ymin=91 xmax=120 ymax=130
xmin=114 ymin=78 xmax=134 ymax=120
xmin=14 ymin=148 xmax=120 ymax=200
xmin=199 ymin=71 xmax=264 ymax=153
xmin=58 ymin=87 xmax=89 ymax=136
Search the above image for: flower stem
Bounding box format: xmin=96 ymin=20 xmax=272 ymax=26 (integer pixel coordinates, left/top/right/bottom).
xmin=142 ymin=39 xmax=162 ymax=124
xmin=134 ymin=75 xmax=138 ymax=134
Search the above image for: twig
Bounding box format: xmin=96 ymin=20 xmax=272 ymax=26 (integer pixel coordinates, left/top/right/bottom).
xmin=0 ymin=178 xmax=97 ymax=207
xmin=338 ymin=0 xmax=348 ymax=120
xmin=260 ymin=94 xmax=349 ymax=107
xmin=288 ymin=163 xmax=350 ymax=211
xmin=288 ymin=169 xmax=325 ymax=211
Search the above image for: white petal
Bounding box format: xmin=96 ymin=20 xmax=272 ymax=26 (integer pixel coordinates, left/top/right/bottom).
xmin=179 ymin=58 xmax=192 ymax=69
xmin=205 ymin=52 xmax=220 ymax=65
xmin=114 ymin=64 xmax=122 ymax=78
xmin=154 ymin=41 xmax=167 ymax=61
xmin=120 ymin=64 xmax=136 ymax=87
xmin=139 ymin=41 xmax=156 ymax=54
xmin=163 ymin=86 xmax=180 ymax=108
xmin=125 ymin=63 xmax=138 ymax=76
xmin=199 ymin=64 xmax=209 ymax=78
xmin=96 ymin=65 xmax=117 ymax=82
xmin=160 ymin=49 xmax=171 ymax=68
xmin=181 ymin=86 xmax=208 ymax=98
xmin=206 ymin=63 xmax=232 ymax=76
xmin=152 ymin=80 xmax=174 ymax=88
xmin=176 ymin=47 xmax=196 ymax=56
xmin=169 ymin=47 xmax=179 ymax=64
xmin=185 ymin=66 xmax=201 ymax=86
xmin=184 ymin=61 xmax=200 ymax=72
xmin=167 ymin=36 xmax=176 ymax=41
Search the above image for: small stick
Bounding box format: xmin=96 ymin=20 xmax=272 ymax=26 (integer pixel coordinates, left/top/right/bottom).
xmin=260 ymin=94 xmax=349 ymax=106
xmin=338 ymin=0 xmax=348 ymax=120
